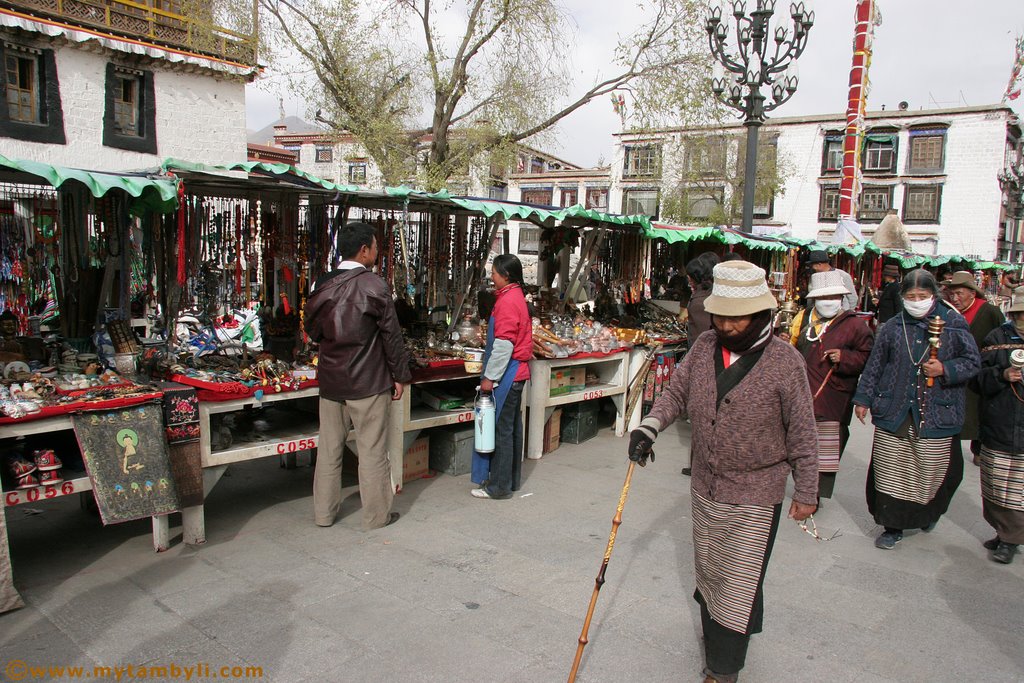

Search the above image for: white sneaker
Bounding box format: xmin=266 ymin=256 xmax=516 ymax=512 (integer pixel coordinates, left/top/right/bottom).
xmin=471 ymin=488 xmax=492 ymax=499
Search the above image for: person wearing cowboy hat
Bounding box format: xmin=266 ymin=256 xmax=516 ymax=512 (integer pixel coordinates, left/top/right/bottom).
xmin=945 ymin=271 xmax=1004 ymax=460
xmin=627 ymin=260 xmax=818 ymax=683
xmin=789 ymin=270 xmax=874 ymax=500
xmin=973 ymin=285 xmax=1024 ymax=564
xmin=875 ymin=263 xmax=903 ymax=324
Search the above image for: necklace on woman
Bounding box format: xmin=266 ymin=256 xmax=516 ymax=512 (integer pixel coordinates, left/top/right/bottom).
xmin=805 ymin=311 xmax=833 ymax=343
xmin=901 ymin=315 xmax=932 ymax=367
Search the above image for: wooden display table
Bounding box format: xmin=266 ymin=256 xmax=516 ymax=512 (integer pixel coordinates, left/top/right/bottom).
xmin=525 ymin=350 xmax=629 ymax=460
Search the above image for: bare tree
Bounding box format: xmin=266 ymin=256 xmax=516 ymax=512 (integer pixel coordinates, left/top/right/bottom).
xmin=259 ymin=0 xmax=712 ymax=189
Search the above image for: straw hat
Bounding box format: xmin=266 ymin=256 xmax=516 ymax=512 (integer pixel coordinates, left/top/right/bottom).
xmin=945 ymin=271 xmax=985 ymax=296
xmin=1008 ymin=286 xmax=1024 ymax=314
xmin=704 ymin=261 xmax=779 ymax=317
xmin=806 ymin=271 xmax=853 ymax=299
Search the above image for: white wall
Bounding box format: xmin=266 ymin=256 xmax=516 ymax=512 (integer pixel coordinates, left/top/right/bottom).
xmin=0 ymin=40 xmax=247 ymax=169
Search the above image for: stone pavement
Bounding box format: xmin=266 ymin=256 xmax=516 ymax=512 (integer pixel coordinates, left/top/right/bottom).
xmin=2 ymin=418 xmax=1023 ymax=683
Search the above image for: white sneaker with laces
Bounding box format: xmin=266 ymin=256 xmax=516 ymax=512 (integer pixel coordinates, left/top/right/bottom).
xmin=471 ymin=488 xmax=492 ymax=499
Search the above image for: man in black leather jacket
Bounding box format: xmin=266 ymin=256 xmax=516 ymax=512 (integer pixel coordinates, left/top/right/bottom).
xmin=305 ymin=222 xmax=412 ymax=530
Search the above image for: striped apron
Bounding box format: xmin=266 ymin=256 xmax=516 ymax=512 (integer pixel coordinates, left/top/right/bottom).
xmin=816 ymin=421 xmax=841 ymax=473
xmin=979 ymin=446 xmax=1024 ymax=511
xmin=692 ymin=491 xmax=776 ymax=634
xmin=871 ymin=425 xmax=952 ymax=506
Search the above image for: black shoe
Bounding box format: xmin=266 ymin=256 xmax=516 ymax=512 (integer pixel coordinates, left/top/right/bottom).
xmin=385 ymin=512 xmax=400 ymax=527
xmin=992 ymin=542 xmax=1018 ymax=564
xmin=920 ymin=522 xmax=936 ymax=532
xmin=875 ymin=531 xmax=903 ymax=549
xmin=983 ymin=536 xmax=1001 ymax=550
xmin=681 ymin=467 xmax=691 ymax=476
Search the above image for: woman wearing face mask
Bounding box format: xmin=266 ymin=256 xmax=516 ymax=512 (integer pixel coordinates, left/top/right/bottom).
xmin=971 ymin=286 xmax=1024 ymax=564
xmin=853 ymin=269 xmax=981 ymax=550
xmin=789 ymin=271 xmax=874 ymax=500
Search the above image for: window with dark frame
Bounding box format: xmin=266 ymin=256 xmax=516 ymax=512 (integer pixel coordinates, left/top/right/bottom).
xmin=5 ymin=49 xmax=38 ymax=123
xmin=585 ymin=188 xmax=608 ymax=210
xmin=821 ymin=134 xmax=844 ymax=174
xmin=348 ymin=161 xmax=367 ymax=184
xmin=112 ymin=70 xmax=141 ymax=136
xmin=903 ymin=185 xmax=942 ymax=223
xmin=863 ymin=132 xmax=897 ymax=173
xmin=907 ymin=128 xmax=947 ymax=173
xmin=315 ymin=145 xmax=333 ymax=163
xmin=102 ymin=63 xmax=154 ymax=153
xmin=623 ymin=144 xmax=661 ymax=178
xmin=623 ymin=189 xmax=659 ymax=218
xmin=682 ymin=187 xmax=724 ymax=220
xmin=0 ymin=42 xmax=65 ymax=144
xmin=520 ymin=188 xmax=553 ymax=206
xmin=560 ymin=188 xmax=578 ymax=207
xmin=518 ymin=225 xmax=540 ymax=254
xmin=858 ymin=185 xmax=893 ymax=222
xmin=818 ymin=186 xmax=840 ymax=221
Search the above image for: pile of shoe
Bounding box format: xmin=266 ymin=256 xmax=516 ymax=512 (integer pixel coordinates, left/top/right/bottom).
xmin=6 ymin=450 xmax=63 ymax=489
xmin=0 ymin=383 xmax=42 ymax=418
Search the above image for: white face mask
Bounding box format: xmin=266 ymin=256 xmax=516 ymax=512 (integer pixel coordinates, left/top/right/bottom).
xmin=813 ymin=299 xmax=843 ymax=319
xmin=903 ymin=296 xmax=935 ymax=319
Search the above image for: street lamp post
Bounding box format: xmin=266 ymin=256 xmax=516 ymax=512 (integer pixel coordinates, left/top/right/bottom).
xmin=998 ymin=140 xmax=1024 ymax=262
xmin=706 ymin=1 xmax=814 ymax=233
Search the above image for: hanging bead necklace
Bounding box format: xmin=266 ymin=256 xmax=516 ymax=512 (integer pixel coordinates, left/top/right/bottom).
xmin=901 ymin=314 xmax=932 ymax=367
xmin=804 ymin=310 xmax=834 ymax=343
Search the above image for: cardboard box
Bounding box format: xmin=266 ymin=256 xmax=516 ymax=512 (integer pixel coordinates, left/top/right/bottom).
xmin=421 ymin=388 xmax=469 ymax=411
xmin=543 ymin=407 xmax=562 ymax=454
xmin=403 ymin=436 xmax=430 ymax=482
xmin=568 ymin=367 xmax=586 ymax=393
xmin=549 ymin=369 xmax=571 ymax=397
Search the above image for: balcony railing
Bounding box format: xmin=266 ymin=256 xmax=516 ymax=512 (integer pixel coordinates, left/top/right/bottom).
xmin=2 ymin=0 xmax=257 ymax=65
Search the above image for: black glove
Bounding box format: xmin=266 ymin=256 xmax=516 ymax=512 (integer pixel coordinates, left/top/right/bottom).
xmin=628 ymin=425 xmax=657 ymax=466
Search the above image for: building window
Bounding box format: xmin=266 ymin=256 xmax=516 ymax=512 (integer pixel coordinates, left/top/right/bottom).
xmin=348 ymin=162 xmax=367 ymax=184
xmin=0 ymin=43 xmax=65 ymax=144
xmin=103 ymin=64 xmax=155 ymax=153
xmin=907 ymin=128 xmax=947 ymax=174
xmin=863 ymin=132 xmax=897 ymax=174
xmin=681 ymin=187 xmax=724 ymax=220
xmin=623 ymin=144 xmax=661 ymax=178
xmin=623 ymin=189 xmax=659 ymax=218
xmin=112 ymin=69 xmax=141 ymax=136
xmin=685 ymin=137 xmax=727 ymax=177
xmin=818 ymin=186 xmax=840 ymax=221
xmin=518 ymin=225 xmax=540 ymax=254
xmin=530 ymin=157 xmax=545 ymax=174
xmin=5 ymin=49 xmax=37 ymax=123
xmin=520 ymin=188 xmax=552 ymax=206
xmin=585 ymin=188 xmax=608 ymax=210
xmin=488 ymin=184 xmax=507 ymax=200
xmin=903 ymin=185 xmax=942 ymax=223
xmin=560 ymin=188 xmax=578 ymax=207
xmin=315 ymin=146 xmax=333 ymax=163
xmin=821 ymin=133 xmax=844 ymax=174
xmin=858 ymin=185 xmax=894 ymax=222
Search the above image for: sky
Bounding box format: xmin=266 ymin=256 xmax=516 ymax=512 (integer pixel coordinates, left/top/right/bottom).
xmin=246 ymin=0 xmax=1024 ymax=168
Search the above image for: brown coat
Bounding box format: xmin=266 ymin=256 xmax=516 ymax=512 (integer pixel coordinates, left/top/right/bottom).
xmin=304 ymin=267 xmax=412 ymax=401
xmin=794 ymin=310 xmax=874 ymax=423
xmin=647 ymin=332 xmax=819 ymax=506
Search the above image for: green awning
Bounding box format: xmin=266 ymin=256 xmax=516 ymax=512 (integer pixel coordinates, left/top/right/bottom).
xmin=161 ymin=158 xmax=361 ymax=193
xmin=644 ymin=223 xmax=787 ymax=252
xmin=0 ymin=154 xmax=179 ymax=212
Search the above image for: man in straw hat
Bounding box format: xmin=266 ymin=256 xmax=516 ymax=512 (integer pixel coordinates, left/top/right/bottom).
xmin=627 ymin=260 xmax=818 ymax=683
xmin=945 ymin=271 xmax=1004 ymax=460
xmin=973 ymin=285 xmax=1024 ymax=564
xmin=789 ymin=270 xmax=874 ymax=501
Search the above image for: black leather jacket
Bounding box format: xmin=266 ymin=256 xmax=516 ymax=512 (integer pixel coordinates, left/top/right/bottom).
xmin=304 ymin=267 xmax=412 ymax=401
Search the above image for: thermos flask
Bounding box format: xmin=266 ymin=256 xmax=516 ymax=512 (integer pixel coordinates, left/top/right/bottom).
xmin=474 ymin=389 xmax=496 ymax=453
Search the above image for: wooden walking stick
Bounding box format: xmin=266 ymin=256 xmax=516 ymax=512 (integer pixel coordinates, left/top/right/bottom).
xmin=926 ymin=315 xmax=945 ymax=388
xmin=568 ymin=456 xmax=644 ymax=682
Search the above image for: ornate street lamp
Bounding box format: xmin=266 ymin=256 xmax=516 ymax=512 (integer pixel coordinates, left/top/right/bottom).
xmin=706 ymin=1 xmax=814 ymax=233
xmin=998 ymin=140 xmax=1024 ymax=262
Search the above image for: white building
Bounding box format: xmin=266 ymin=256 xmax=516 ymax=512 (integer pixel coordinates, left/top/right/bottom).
xmin=0 ymin=1 xmax=257 ymax=169
xmin=610 ymin=104 xmax=1022 ymax=260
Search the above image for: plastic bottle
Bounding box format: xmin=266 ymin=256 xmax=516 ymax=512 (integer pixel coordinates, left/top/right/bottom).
xmin=474 ymin=389 xmax=495 ymax=453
